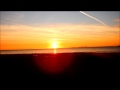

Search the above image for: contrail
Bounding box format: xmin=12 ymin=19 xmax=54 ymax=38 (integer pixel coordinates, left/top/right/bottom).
xmin=80 ymin=11 xmax=108 ymax=27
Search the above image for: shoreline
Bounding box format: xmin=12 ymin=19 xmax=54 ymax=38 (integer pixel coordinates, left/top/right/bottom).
xmin=0 ymin=52 xmax=120 ymax=83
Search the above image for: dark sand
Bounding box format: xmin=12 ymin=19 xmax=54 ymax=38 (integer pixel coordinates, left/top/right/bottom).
xmin=0 ymin=52 xmax=120 ymax=85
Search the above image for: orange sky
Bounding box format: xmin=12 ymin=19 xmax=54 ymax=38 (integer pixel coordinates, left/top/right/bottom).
xmin=1 ymin=11 xmax=120 ymax=50
xmin=1 ymin=24 xmax=119 ymax=50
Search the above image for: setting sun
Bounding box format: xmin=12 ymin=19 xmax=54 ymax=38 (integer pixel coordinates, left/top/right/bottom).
xmin=52 ymin=42 xmax=57 ymax=49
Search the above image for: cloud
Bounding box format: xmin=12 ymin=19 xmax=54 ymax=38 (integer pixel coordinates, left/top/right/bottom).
xmin=80 ymin=11 xmax=108 ymax=27
xmin=1 ymin=23 xmax=119 ymax=42
xmin=114 ymin=24 xmax=120 ymax=28
xmin=113 ymin=18 xmax=120 ymax=22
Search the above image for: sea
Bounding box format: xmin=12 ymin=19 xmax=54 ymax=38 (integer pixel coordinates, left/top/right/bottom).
xmin=0 ymin=47 xmax=120 ymax=54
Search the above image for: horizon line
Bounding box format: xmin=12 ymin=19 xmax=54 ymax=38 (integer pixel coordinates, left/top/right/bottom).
xmin=1 ymin=45 xmax=120 ymax=51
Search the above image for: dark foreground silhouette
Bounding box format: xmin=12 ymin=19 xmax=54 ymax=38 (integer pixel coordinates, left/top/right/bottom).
xmin=0 ymin=52 xmax=120 ymax=85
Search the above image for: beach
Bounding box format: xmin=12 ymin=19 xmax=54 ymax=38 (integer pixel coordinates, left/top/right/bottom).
xmin=0 ymin=52 xmax=119 ymax=84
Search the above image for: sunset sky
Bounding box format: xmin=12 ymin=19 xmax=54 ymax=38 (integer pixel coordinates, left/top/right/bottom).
xmin=1 ymin=11 xmax=120 ymax=50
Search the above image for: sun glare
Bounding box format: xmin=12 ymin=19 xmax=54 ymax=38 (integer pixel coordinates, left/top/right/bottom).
xmin=53 ymin=42 xmax=57 ymax=49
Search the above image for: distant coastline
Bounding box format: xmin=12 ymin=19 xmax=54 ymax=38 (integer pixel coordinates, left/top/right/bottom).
xmin=69 ymin=45 xmax=120 ymax=49
xmin=0 ymin=45 xmax=120 ymax=51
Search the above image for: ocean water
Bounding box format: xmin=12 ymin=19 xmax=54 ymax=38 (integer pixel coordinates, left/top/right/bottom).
xmin=0 ymin=47 xmax=120 ymax=54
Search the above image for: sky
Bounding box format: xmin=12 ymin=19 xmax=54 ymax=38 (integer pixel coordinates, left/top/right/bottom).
xmin=0 ymin=11 xmax=120 ymax=50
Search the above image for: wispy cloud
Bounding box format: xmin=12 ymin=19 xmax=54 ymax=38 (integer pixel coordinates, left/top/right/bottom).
xmin=80 ymin=11 xmax=108 ymax=27
xmin=1 ymin=23 xmax=119 ymax=41
xmin=114 ymin=24 xmax=120 ymax=28
xmin=113 ymin=18 xmax=120 ymax=22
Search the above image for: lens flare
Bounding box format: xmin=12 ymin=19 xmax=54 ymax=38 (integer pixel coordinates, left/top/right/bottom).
xmin=33 ymin=53 xmax=74 ymax=75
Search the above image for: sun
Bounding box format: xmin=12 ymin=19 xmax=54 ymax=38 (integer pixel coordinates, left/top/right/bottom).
xmin=52 ymin=42 xmax=57 ymax=49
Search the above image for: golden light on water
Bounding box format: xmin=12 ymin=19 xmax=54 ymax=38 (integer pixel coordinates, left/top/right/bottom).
xmin=54 ymin=49 xmax=57 ymax=54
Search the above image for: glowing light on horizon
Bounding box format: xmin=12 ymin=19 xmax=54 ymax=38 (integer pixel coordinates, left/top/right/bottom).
xmin=52 ymin=42 xmax=57 ymax=49
xmin=52 ymin=38 xmax=58 ymax=49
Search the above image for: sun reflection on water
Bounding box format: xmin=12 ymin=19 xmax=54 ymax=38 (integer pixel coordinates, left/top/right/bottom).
xmin=54 ymin=49 xmax=57 ymax=54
